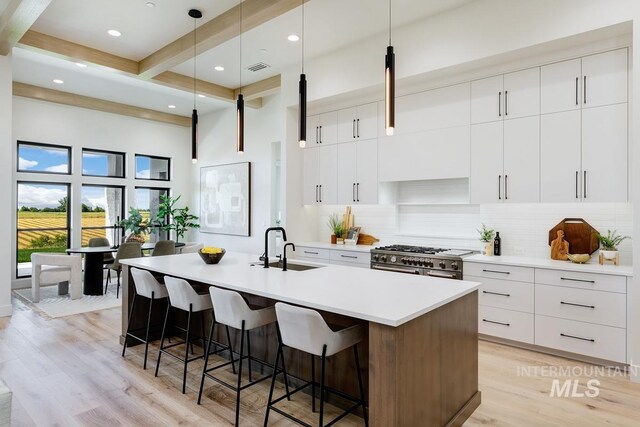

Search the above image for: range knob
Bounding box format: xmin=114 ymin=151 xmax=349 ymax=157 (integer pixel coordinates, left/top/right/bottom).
xmin=390 ymin=255 xmax=397 ymax=263
xmin=401 ymin=257 xmax=408 ymax=264
xmin=380 ymin=255 xmax=387 ymax=263
xmin=451 ymin=261 xmax=459 ymax=270
xmin=372 ymin=254 xmax=379 ymax=262
xmin=412 ymin=258 xmax=419 ymax=265
xmin=425 ymin=259 xmax=433 ymax=268
xmin=439 ymin=261 xmax=446 ymax=269
xmin=417 ymin=259 xmax=425 ymax=266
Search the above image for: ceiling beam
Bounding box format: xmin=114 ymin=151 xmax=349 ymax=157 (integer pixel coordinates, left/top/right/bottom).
xmin=234 ymin=74 xmax=280 ymax=101
xmin=13 ymin=82 xmax=191 ymax=127
xmin=0 ymin=0 xmax=51 ymax=55
xmin=138 ymin=0 xmax=305 ymax=79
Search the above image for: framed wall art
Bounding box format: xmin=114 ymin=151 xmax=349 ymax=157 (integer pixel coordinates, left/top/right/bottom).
xmin=200 ymin=162 xmax=251 ymax=236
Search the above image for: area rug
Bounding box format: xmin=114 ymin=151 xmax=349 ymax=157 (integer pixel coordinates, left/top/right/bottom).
xmin=12 ymin=285 xmax=121 ymax=319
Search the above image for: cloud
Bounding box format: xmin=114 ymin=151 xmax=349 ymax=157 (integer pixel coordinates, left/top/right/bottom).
xmin=18 ymin=157 xmax=38 ymax=169
xmin=136 ymin=169 xmax=150 ymax=179
xmin=18 ymin=184 xmax=67 ymax=208
xmin=45 ymin=164 xmax=69 ymax=173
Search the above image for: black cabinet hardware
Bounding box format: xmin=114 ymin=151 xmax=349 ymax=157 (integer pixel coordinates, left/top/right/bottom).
xmin=575 ymin=77 xmax=579 ymax=105
xmin=498 ymin=91 xmax=501 ymax=117
xmin=303 ymin=251 xmax=319 ymax=255
xmin=483 ymin=269 xmax=510 ymax=275
xmin=561 ymin=301 xmax=595 ymax=309
xmin=483 ymin=290 xmax=511 ymax=297
xmin=498 ymin=175 xmax=501 ymax=200
xmin=560 ymin=277 xmax=595 ymax=284
xmin=561 ymin=333 xmax=595 ymax=343
xmin=482 ymin=319 xmax=510 ymax=327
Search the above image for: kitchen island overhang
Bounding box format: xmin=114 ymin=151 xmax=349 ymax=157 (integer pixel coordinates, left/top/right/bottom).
xmin=121 ymin=252 xmax=481 ymax=426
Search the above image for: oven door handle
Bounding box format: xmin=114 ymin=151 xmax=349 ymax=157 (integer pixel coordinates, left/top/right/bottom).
xmin=372 ymin=265 xmax=421 ymax=275
xmin=426 ymin=271 xmax=458 ymax=279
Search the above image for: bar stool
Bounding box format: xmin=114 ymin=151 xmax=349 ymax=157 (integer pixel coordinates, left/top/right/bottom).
xmin=156 ymin=277 xmax=233 ymax=394
xmin=198 ymin=287 xmax=291 ymax=427
xmin=265 ymin=302 xmax=368 ymax=427
xmin=122 ymin=268 xmax=169 ymax=369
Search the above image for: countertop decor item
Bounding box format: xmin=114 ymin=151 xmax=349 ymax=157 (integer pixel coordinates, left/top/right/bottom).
xmin=548 ymin=218 xmax=599 ymax=256
xmin=198 ymin=247 xmax=226 ymax=264
xmin=597 ymin=229 xmax=629 ymax=266
xmin=327 ymin=213 xmax=344 ymax=244
xmin=477 ymin=223 xmax=495 ymax=256
xmin=550 ymin=230 xmax=569 ymax=261
xmin=567 ymin=253 xmax=591 ymax=264
xmin=357 ymin=233 xmax=380 ymax=245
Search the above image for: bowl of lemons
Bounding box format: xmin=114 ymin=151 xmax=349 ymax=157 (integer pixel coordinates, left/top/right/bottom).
xmin=198 ymin=247 xmax=226 ymax=264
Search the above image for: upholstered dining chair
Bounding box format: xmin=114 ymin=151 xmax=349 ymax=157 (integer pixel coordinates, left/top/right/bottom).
xmin=88 ymin=237 xmax=115 ymax=282
xmin=151 ymin=240 xmax=176 ymax=257
xmin=31 ymin=253 xmax=82 ymax=303
xmin=105 ymin=242 xmax=142 ymax=298
xmin=179 ymin=242 xmax=203 ymax=254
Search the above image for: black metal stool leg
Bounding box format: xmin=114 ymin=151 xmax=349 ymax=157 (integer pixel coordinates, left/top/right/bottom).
xmin=116 ymin=270 xmax=121 ymax=298
xmin=311 ymin=353 xmax=316 ymax=412
xmin=263 ymin=342 xmax=282 ymax=427
xmin=198 ymin=315 xmax=216 ymax=405
xmin=235 ymin=320 xmax=246 ymax=427
xmin=247 ymin=330 xmax=253 ymax=382
xmin=226 ymin=325 xmax=236 ymax=374
xmin=182 ymin=305 xmax=193 ymax=394
xmin=319 ymin=345 xmax=327 ymax=427
xmin=354 ymin=345 xmax=368 ymax=427
xmin=143 ymin=294 xmax=154 ymax=370
xmin=275 ymin=325 xmax=291 ymax=401
xmin=155 ymin=304 xmax=171 ymax=377
xmin=122 ymin=293 xmax=137 ymax=358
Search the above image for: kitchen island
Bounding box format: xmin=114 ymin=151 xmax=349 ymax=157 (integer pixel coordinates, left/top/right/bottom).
xmin=121 ymin=252 xmax=481 ymax=426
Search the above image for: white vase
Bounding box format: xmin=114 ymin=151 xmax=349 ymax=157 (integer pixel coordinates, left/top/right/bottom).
xmin=483 ymin=241 xmax=494 ymax=256
xmin=600 ymin=249 xmax=618 ymax=260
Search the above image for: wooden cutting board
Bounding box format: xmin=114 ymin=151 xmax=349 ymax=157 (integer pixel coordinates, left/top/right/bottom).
xmin=548 ymin=218 xmax=599 ymax=255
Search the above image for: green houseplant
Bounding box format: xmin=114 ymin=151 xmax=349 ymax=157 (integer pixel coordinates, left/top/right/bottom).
xmin=118 ymin=207 xmax=151 ymax=243
xmin=597 ymin=229 xmax=630 ymax=261
xmin=477 ymin=223 xmax=496 ymax=256
xmin=327 ymin=213 xmax=344 ymax=244
xmin=155 ymin=195 xmax=200 ymax=242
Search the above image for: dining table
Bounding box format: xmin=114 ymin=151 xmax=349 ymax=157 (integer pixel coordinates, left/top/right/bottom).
xmin=66 ymin=242 xmax=185 ymax=295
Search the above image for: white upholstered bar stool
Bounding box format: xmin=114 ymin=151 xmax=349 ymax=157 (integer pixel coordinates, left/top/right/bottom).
xmin=198 ymin=287 xmax=290 ymax=427
xmin=156 ymin=276 xmax=227 ymax=394
xmin=122 ymin=268 xmax=169 ymax=369
xmin=265 ymin=302 xmax=369 ymax=427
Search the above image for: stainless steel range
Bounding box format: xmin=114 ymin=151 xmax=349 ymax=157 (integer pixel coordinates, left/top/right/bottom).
xmin=370 ymin=245 xmax=474 ymax=280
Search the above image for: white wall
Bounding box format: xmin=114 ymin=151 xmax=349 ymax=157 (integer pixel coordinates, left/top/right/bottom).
xmin=11 ymin=97 xmax=191 ymax=285
xmin=192 ymin=93 xmax=283 ymax=255
xmin=0 ymin=55 xmax=13 ymax=316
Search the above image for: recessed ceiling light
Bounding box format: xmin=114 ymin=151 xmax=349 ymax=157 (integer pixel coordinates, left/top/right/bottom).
xmin=168 ymin=104 xmax=176 ymax=109
xmin=146 ymin=1 xmax=156 ymax=7
xmin=75 ymin=62 xmax=87 ymax=68
xmin=214 ymin=65 xmax=224 ymax=71
xmin=52 ymin=79 xmax=64 ymax=84
xmin=198 ymin=94 xmax=206 ymax=98
xmin=287 ymin=34 xmax=300 ymax=42
xmin=107 ymin=29 xmax=122 ymax=37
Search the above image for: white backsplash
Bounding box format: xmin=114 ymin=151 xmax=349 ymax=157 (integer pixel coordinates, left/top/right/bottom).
xmin=313 ymin=203 xmax=633 ymax=265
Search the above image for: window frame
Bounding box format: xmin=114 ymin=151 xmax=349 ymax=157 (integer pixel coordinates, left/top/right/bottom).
xmin=81 ymin=148 xmax=127 ymax=179
xmin=134 ymin=186 xmax=171 ymax=239
xmin=80 ymin=184 xmax=126 ymax=246
xmin=17 ymin=140 xmax=72 ymax=175
xmin=134 ymin=153 xmax=171 ymax=181
xmin=16 ymin=181 xmax=71 ymax=279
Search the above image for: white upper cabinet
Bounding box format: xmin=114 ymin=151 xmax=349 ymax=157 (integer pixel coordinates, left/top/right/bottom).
xmin=338 ymin=139 xmax=378 ymax=204
xmin=581 ymin=48 xmax=628 ymax=109
xmin=503 ymin=68 xmax=540 ymax=120
xmin=471 ymin=75 xmax=503 ymax=124
xmin=337 ymin=142 xmax=358 ymax=204
xmin=302 ymin=145 xmax=338 ymax=204
xmin=541 ymin=58 xmax=582 ymax=114
xmin=338 ymin=102 xmax=378 ymax=142
xmin=304 ymin=111 xmax=337 ymax=147
xmin=503 ymin=116 xmax=540 ymax=203
xmin=302 ymin=147 xmax=319 ymax=204
xmin=470 ymin=121 xmax=503 ymax=204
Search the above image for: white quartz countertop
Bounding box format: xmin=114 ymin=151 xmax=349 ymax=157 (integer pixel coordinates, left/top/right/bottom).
xmin=466 ymin=254 xmax=633 ymax=277
xmin=122 ymin=252 xmax=480 ymax=327
xmin=297 ymin=242 xmax=378 ymax=253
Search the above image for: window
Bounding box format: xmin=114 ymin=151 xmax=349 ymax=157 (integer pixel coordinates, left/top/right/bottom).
xmin=135 ymin=154 xmax=170 ymax=181
xmin=135 ymin=187 xmax=169 ymax=241
xmin=17 ymin=141 xmax=71 ymax=174
xmin=82 ymin=149 xmax=126 ymax=178
xmin=81 ymin=185 xmax=125 ymax=247
xmin=17 ymin=182 xmax=70 ymax=277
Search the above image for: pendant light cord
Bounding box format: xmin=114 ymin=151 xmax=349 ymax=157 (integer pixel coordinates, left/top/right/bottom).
xmin=301 ymin=0 xmax=304 ymax=73
xmin=193 ymin=17 xmax=196 ymax=109
xmin=388 ymin=0 xmax=392 ymax=45
xmin=239 ymin=0 xmax=242 ymax=95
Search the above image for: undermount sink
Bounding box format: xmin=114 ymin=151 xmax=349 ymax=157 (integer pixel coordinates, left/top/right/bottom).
xmin=250 ymin=261 xmax=322 ymax=271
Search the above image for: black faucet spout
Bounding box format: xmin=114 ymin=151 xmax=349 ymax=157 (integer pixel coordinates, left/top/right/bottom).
xmin=282 ymin=242 xmax=296 ymax=271
xmin=264 ymin=227 xmax=287 ymax=268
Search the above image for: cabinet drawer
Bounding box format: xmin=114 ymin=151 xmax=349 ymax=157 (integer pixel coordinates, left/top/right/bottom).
xmin=468 ymin=276 xmax=534 ymax=313
xmin=535 ymin=284 xmax=625 ymax=328
xmin=479 ymin=306 xmax=534 ymax=344
xmin=295 ymin=247 xmax=332 ymax=261
xmin=330 ymin=250 xmax=370 ymax=265
xmin=535 ymin=269 xmax=626 ymax=293
xmin=465 ymin=263 xmax=534 ymax=283
xmin=535 ymin=315 xmax=626 ymax=363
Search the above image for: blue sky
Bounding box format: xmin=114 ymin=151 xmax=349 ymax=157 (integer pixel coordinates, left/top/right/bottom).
xmin=18 ymin=145 xmax=69 ymax=173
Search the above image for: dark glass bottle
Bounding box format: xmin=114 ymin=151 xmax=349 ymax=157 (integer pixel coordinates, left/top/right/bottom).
xmin=494 ymin=232 xmax=501 ymax=256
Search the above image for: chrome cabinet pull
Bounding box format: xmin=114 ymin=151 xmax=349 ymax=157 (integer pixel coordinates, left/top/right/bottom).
xmin=426 ymin=271 xmax=457 ymax=279
xmin=482 ymin=319 xmax=510 ymax=327
xmin=504 ymin=90 xmax=508 ymax=116
xmin=483 ymin=290 xmax=511 ymax=297
xmin=498 ymin=175 xmax=502 ymax=200
xmin=583 ymin=76 xmax=587 ymax=104
xmin=560 ymin=277 xmax=595 ymax=284
xmin=575 ymin=171 xmax=579 ymax=199
xmin=561 ymin=333 xmax=595 ymax=343
xmin=575 ymin=77 xmax=579 ymax=105
xmin=372 ymin=265 xmax=420 ymax=274
xmin=561 ymin=301 xmax=595 ymax=309
xmin=483 ymin=269 xmax=510 ymax=275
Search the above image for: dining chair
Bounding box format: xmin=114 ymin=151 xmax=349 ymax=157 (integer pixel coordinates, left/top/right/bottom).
xmin=105 ymin=242 xmax=142 ymax=298
xmin=88 ymin=237 xmax=115 ymax=283
xmin=152 ymin=240 xmax=176 ymax=256
xmin=179 ymin=242 xmax=203 ymax=254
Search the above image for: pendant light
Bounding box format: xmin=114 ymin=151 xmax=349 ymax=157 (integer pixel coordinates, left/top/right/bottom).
xmin=385 ymin=0 xmax=395 ymax=136
xmin=189 ymin=9 xmax=202 ymax=164
xmin=236 ymin=0 xmax=244 ymax=155
xmin=298 ymin=0 xmax=306 ymax=148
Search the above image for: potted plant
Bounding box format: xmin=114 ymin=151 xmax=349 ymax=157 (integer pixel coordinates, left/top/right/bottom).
xmin=327 ymin=213 xmax=344 ymax=245
xmin=597 ymin=229 xmax=629 ymax=260
xmin=155 ymin=195 xmax=200 ymax=242
xmin=119 ymin=207 xmax=151 ymax=243
xmin=477 ymin=223 xmax=496 ymax=256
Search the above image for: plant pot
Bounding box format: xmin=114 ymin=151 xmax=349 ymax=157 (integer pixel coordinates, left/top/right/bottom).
xmin=600 ymin=249 xmax=618 ymax=260
xmin=330 ymin=234 xmax=337 ymax=244
xmin=483 ymin=241 xmax=494 ymax=256
xmin=126 ymin=233 xmax=146 ymax=244
xmin=336 ymin=238 xmax=344 ymax=245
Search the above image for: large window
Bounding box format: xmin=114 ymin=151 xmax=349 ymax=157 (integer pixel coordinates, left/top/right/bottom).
xmin=81 ymin=185 xmax=125 ymax=246
xmin=135 ymin=187 xmax=169 ymax=241
xmin=17 ymin=141 xmax=71 ymax=174
xmin=135 ymin=154 xmax=170 ymax=181
xmin=16 ymin=182 xmax=70 ymax=278
xmin=82 ymin=149 xmax=126 ymax=178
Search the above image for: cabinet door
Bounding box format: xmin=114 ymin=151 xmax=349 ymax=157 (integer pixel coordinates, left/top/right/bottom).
xmin=540 ymin=110 xmax=582 ymax=202
xmin=470 ymin=121 xmax=503 ymax=204
xmin=355 ymin=139 xmax=378 ymax=204
xmin=337 ymin=107 xmax=357 ymax=142
xmin=302 ymin=147 xmax=319 ymax=204
xmin=503 ymin=116 xmax=540 ymax=203
xmin=356 ymin=102 xmax=378 ymax=140
xmin=582 ymin=104 xmax=627 ymax=202
xmin=305 ymin=114 xmax=319 ymax=147
xmin=318 ymin=145 xmax=338 ymax=204
xmin=337 ymin=142 xmax=358 ymax=204
xmin=581 ymin=48 xmax=628 ymax=109
xmin=540 ymin=58 xmax=581 ymax=114
xmin=471 ymin=75 xmax=503 ymax=124
xmin=318 ymin=111 xmax=338 ymax=145
xmin=503 ymin=67 xmax=540 ymax=120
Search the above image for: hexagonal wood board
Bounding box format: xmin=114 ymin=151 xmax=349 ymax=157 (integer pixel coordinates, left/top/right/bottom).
xmin=548 ymin=218 xmax=600 ymax=255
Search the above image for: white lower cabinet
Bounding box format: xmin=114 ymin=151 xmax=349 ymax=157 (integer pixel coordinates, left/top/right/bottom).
xmin=295 ymin=245 xmax=370 ymax=268
xmin=479 ymin=306 xmax=534 ymax=344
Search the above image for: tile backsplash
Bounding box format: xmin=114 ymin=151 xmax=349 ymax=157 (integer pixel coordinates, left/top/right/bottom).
xmin=313 ymin=203 xmax=633 ymax=265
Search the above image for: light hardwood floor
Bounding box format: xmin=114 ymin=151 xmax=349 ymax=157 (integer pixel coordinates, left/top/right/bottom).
xmin=1 ymin=298 xmax=640 ymax=426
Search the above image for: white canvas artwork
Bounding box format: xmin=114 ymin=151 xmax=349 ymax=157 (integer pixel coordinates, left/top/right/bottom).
xmin=200 ymin=162 xmax=251 ymax=236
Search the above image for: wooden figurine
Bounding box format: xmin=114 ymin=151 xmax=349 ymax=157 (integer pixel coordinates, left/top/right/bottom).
xmin=550 ymin=230 xmax=570 ymax=260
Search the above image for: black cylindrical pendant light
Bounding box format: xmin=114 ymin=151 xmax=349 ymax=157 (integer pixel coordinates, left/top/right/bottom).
xmin=189 ymin=8 xmax=202 ymax=163
xmin=299 ymin=73 xmax=307 ymax=147
xmin=191 ymin=109 xmax=198 ymax=163
xmin=385 ymin=0 xmax=395 ymax=136
xmin=237 ymin=94 xmax=244 ymax=154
